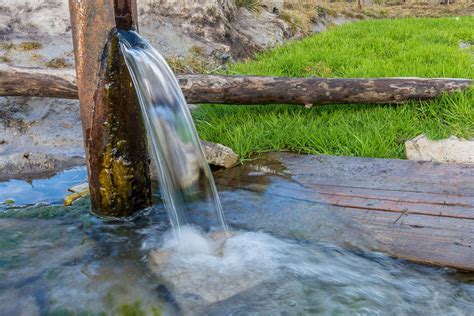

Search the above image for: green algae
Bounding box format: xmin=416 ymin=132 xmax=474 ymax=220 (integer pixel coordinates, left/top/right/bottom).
xmin=2 ymin=198 xmax=15 ymax=205
xmin=44 ymin=303 xmax=162 ymax=316
xmin=0 ymin=198 xmax=90 ymax=219
xmin=105 ymin=291 xmax=163 ymax=316
xmin=90 ymin=30 xmax=151 ymax=217
xmin=118 ymin=301 xmax=162 ymax=316
xmin=118 ymin=301 xmax=146 ymax=316
xmin=49 ymin=308 xmax=105 ymax=316
xmin=0 ymin=229 xmax=24 ymax=251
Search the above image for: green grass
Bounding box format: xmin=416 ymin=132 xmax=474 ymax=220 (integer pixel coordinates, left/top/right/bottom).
xmin=234 ymin=0 xmax=261 ymax=12
xmin=193 ymin=17 xmax=474 ymax=160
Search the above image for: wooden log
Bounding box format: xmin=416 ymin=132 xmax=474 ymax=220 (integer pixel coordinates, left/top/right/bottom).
xmin=179 ymin=75 xmax=472 ymax=105
xmin=0 ymin=64 xmax=77 ymax=99
xmin=0 ymin=65 xmax=471 ymax=105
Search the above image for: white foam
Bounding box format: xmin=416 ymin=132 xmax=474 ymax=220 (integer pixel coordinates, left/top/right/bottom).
xmin=148 ymin=226 xmax=299 ymax=306
xmin=156 ymin=226 xmax=296 ymax=275
xmin=147 ymin=226 xmax=474 ymax=314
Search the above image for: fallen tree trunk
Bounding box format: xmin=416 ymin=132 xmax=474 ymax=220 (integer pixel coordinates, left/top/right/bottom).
xmin=0 ymin=65 xmax=77 ymax=99
xmin=0 ymin=64 xmax=471 ymax=104
xmin=180 ymin=76 xmax=472 ymax=105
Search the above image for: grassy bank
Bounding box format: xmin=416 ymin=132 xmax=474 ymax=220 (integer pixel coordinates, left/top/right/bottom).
xmin=194 ymin=17 xmax=474 ymax=160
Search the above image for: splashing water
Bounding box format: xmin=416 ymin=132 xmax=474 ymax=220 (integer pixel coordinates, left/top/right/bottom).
xmin=145 ymin=226 xmax=474 ymax=314
xmin=118 ymin=30 xmax=227 ymax=235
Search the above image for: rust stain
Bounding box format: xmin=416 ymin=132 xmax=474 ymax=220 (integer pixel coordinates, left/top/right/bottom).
xmin=69 ymin=0 xmax=115 ymax=134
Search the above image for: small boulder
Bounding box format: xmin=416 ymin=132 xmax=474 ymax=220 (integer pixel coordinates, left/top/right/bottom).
xmin=405 ymin=134 xmax=474 ymax=164
xmin=201 ymin=140 xmax=239 ymax=169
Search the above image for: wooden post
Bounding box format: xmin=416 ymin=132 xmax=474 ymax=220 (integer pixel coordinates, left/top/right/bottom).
xmin=69 ymin=0 xmax=151 ymax=217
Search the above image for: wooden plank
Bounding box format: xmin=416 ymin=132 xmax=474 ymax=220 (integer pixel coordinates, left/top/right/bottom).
xmin=278 ymin=153 xmax=474 ymax=195
xmin=341 ymin=209 xmax=474 ymax=271
xmin=215 ymin=153 xmax=474 ymax=271
xmin=217 ymin=176 xmax=474 ymax=219
xmin=218 ymin=174 xmax=474 ymax=208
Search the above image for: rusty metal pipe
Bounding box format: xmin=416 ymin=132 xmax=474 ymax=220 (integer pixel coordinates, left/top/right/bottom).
xmin=69 ymin=0 xmax=151 ymax=217
xmin=114 ymin=0 xmax=138 ymax=30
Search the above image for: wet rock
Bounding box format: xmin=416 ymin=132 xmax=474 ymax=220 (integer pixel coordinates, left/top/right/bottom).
xmin=405 ymin=134 xmax=474 ymax=164
xmin=201 ymin=140 xmax=239 ymax=169
xmin=67 ymin=182 xmax=89 ymax=194
xmin=148 ymin=140 xmax=240 ymax=181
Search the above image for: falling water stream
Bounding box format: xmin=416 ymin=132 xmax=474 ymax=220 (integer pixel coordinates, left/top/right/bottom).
xmin=118 ymin=30 xmax=227 ymax=235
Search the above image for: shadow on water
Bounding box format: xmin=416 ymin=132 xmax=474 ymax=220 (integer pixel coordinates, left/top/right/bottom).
xmin=1 ymin=162 xmax=474 ymax=314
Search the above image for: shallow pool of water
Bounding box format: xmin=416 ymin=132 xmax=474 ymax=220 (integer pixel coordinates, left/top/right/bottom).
xmin=0 ymin=167 xmax=87 ymax=208
xmin=1 ymin=168 xmax=473 ymax=315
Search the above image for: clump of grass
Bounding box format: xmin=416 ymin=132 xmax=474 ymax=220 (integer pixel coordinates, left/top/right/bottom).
xmin=0 ymin=42 xmax=15 ymax=50
xmin=189 ymin=45 xmax=206 ymax=56
xmin=315 ymin=5 xmax=338 ymax=18
xmin=194 ymin=17 xmax=474 ymax=160
xmin=0 ymin=55 xmax=12 ymax=63
xmin=31 ymin=53 xmax=44 ymax=62
xmin=45 ymin=57 xmax=70 ymax=69
xmin=303 ymin=61 xmax=333 ymax=77
xmin=279 ymin=9 xmax=312 ymax=35
xmin=17 ymin=41 xmax=43 ymax=51
xmin=235 ymin=0 xmax=261 ymax=12
xmin=166 ymin=45 xmax=211 ymax=74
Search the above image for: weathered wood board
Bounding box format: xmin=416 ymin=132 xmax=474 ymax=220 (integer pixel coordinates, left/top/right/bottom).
xmin=215 ymin=153 xmax=474 ymax=271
